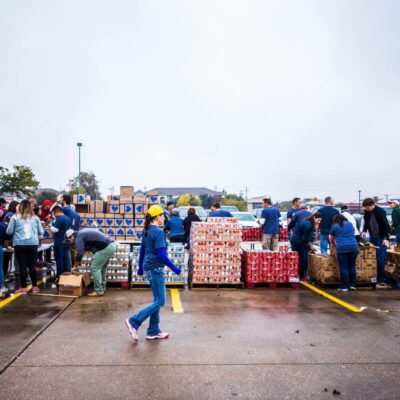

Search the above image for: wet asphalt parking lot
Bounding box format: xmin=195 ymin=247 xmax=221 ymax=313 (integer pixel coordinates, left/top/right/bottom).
xmin=0 ymin=284 xmax=399 ymax=400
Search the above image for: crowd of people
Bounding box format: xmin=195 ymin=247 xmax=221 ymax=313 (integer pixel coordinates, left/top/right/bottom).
xmin=260 ymin=196 xmax=400 ymax=290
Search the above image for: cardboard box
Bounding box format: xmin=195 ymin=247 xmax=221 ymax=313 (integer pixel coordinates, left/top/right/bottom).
xmin=116 ymin=236 xmax=126 ymax=241
xmin=95 ymin=215 xmax=105 ymax=226
xmin=133 ymin=194 xmax=146 ymax=203
xmin=115 ymin=217 xmax=124 ymax=228
xmin=107 ymin=195 xmax=120 ymax=204
xmin=119 ymin=204 xmax=134 ymax=214
xmin=134 ymin=203 xmax=145 ymax=214
xmin=104 ymin=217 xmax=114 ymax=227
xmin=120 ymin=186 xmax=134 ymax=197
xmin=125 ymin=228 xmax=135 ymax=237
xmin=89 ymin=200 xmax=104 ymax=214
xmin=115 ymin=227 xmax=125 ymax=237
xmin=73 ymin=194 xmax=90 ymax=204
xmin=134 ymin=227 xmax=144 ymax=241
xmin=106 ymin=228 xmax=116 ymax=236
xmin=147 ymin=195 xmax=159 ymax=205
xmin=108 ymin=204 xmax=121 ymax=213
xmin=58 ymin=273 xmax=92 ymax=297
xmin=147 ymin=190 xmax=159 ymax=196
xmin=80 ymin=218 xmax=87 ymax=227
xmin=134 ymin=218 xmax=145 ymax=228
xmin=124 ymin=217 xmax=134 ymax=227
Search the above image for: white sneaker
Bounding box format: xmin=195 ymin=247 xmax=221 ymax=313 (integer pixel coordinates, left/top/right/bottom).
xmin=146 ymin=332 xmax=169 ymax=340
xmin=337 ymin=288 xmax=348 ymax=292
xmin=0 ymin=286 xmax=8 ymax=294
xmin=125 ymin=319 xmax=139 ymax=342
xmin=349 ymin=286 xmax=357 ymax=291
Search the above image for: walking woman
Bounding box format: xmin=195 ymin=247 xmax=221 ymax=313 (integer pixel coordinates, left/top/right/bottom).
xmin=126 ymin=205 xmax=181 ymax=342
xmin=290 ymin=212 xmax=323 ymax=279
xmin=329 ymin=214 xmax=359 ymax=291
xmin=183 ymin=207 xmax=201 ymax=249
xmin=6 ymin=200 xmax=44 ymax=294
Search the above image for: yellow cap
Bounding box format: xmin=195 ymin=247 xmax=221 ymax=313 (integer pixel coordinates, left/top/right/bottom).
xmin=147 ymin=205 xmax=164 ymax=218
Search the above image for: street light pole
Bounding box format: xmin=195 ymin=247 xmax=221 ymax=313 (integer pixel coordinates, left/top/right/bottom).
xmin=77 ymin=142 xmax=83 ymax=191
xmin=358 ymin=190 xmax=362 ymax=213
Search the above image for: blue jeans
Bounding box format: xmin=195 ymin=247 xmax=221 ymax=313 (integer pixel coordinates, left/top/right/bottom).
xmin=129 ymin=267 xmax=166 ymax=336
xmin=0 ymin=247 xmax=4 ymax=288
xmin=320 ymin=234 xmax=329 ymax=254
xmin=290 ymin=240 xmax=309 ymax=279
xmin=370 ymin=237 xmax=387 ymax=283
xmin=54 ymin=244 xmax=71 ymax=277
xmin=337 ymin=251 xmax=358 ymax=289
xmin=396 ymin=232 xmax=400 ymax=245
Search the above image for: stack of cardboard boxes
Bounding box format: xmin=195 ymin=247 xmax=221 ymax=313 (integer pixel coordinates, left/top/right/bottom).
xmin=308 ymin=244 xmax=377 ymax=285
xmin=131 ymin=244 xmax=186 ymax=286
xmin=385 ymin=250 xmax=400 ymax=281
xmin=78 ymin=243 xmax=131 ymax=284
xmin=75 ymin=187 xmax=160 ymax=242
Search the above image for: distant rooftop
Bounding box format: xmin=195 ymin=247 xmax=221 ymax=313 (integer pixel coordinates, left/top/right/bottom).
xmin=148 ymin=187 xmax=222 ymax=196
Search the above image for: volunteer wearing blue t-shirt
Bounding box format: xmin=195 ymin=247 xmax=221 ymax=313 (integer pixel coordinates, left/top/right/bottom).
xmin=51 ymin=206 xmax=72 ymax=277
xmin=126 ymin=205 xmax=181 ymax=342
xmin=208 ymin=202 xmax=233 ymax=218
xmin=165 ymin=209 xmax=184 ymax=242
xmin=261 ymin=198 xmax=281 ymax=251
xmin=318 ymin=196 xmax=339 ymax=254
xmin=329 ymin=214 xmax=359 ymax=291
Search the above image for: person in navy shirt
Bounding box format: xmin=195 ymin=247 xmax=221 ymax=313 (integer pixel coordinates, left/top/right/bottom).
xmin=290 ymin=213 xmax=323 ymax=279
xmin=51 ymin=206 xmax=72 ymax=277
xmin=318 ymin=196 xmax=339 ymax=254
xmin=287 ymin=197 xmax=301 ymax=229
xmin=261 ymin=198 xmax=281 ymax=251
xmin=165 ymin=209 xmax=184 ymax=242
xmin=330 ymin=214 xmax=359 ymax=291
xmin=126 ymin=205 xmax=181 ymax=342
xmin=288 ymin=205 xmax=312 ymax=232
xmin=208 ymin=203 xmax=233 ymax=218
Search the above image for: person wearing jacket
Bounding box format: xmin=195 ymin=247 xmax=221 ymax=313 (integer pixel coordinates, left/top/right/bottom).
xmin=389 ymin=200 xmax=400 ymax=248
xmin=330 ymin=214 xmax=359 ymax=291
xmin=68 ymin=228 xmax=117 ymax=297
xmin=165 ymin=209 xmax=184 ymax=242
xmin=183 ymin=207 xmax=201 ymax=249
xmin=340 ymin=205 xmax=360 ymax=241
xmin=0 ymin=197 xmax=7 ymax=222
xmin=361 ymin=198 xmax=391 ymax=288
xmin=6 ymin=200 xmax=44 ymax=294
xmin=318 ymin=197 xmax=339 ymax=254
xmin=290 ymin=212 xmax=323 ymax=279
xmin=0 ymin=220 xmax=9 ymax=294
xmin=125 ymin=205 xmax=181 ymax=342
xmin=2 ymin=200 xmax=19 ymax=282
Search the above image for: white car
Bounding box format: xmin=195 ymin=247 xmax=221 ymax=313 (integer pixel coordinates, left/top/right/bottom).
xmin=231 ymin=212 xmax=260 ymax=228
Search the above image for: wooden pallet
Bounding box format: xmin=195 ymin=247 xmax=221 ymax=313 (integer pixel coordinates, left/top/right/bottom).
xmin=245 ymin=281 xmax=299 ymax=290
xmin=189 ymin=282 xmax=244 ymax=290
xmin=106 ymin=280 xmax=130 ymax=289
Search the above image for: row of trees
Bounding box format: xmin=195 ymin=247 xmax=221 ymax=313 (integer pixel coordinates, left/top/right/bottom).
xmin=0 ymin=165 xmax=102 ymax=201
xmin=176 ymin=192 xmax=247 ymax=211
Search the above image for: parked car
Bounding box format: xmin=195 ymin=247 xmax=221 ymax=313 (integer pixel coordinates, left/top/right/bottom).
xmin=221 ymin=205 xmax=239 ymax=213
xmin=231 ymin=212 xmax=260 ymax=228
xmin=178 ymin=206 xmax=208 ymax=222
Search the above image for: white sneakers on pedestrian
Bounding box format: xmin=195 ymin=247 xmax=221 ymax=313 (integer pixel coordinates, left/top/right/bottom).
xmin=125 ymin=319 xmax=139 ymax=342
xmin=146 ymin=332 xmax=169 ymax=340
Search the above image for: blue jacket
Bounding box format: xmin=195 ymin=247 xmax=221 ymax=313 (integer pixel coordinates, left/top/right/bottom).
xmin=6 ymin=215 xmax=44 ymax=246
xmin=291 ymin=220 xmax=315 ymax=246
xmin=165 ymin=216 xmax=184 ymax=238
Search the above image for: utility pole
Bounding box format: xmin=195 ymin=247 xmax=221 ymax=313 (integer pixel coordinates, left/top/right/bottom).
xmin=358 ymin=190 xmax=362 ymax=213
xmin=245 ymin=187 xmax=249 ymax=201
xmin=385 ymin=194 xmax=389 ymax=204
xmin=77 ymin=142 xmax=83 ymax=191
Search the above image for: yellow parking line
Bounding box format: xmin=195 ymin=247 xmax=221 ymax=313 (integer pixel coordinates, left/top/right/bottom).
xmin=0 ymin=279 xmax=44 ymax=309
xmin=170 ymin=289 xmax=184 ymax=313
xmin=301 ymin=281 xmax=366 ymax=313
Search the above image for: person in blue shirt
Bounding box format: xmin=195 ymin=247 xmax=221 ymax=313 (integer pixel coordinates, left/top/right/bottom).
xmin=165 ymin=209 xmax=184 ymax=242
xmin=318 ymin=196 xmax=339 ymax=254
xmin=208 ymin=203 xmax=233 ymax=218
xmin=51 ymin=206 xmax=72 ymax=278
xmin=288 ymin=205 xmax=312 ymax=232
xmin=260 ymin=198 xmax=281 ymax=251
xmin=287 ymin=197 xmax=301 ymax=229
xmin=290 ymin=212 xmax=323 ymax=279
xmin=329 ymin=214 xmax=359 ymax=291
xmin=61 ymin=195 xmax=81 ymax=230
xmin=126 ymin=205 xmax=181 ymax=342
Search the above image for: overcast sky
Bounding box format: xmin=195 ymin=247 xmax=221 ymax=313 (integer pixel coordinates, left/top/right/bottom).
xmin=1 ymin=0 xmax=399 ymax=202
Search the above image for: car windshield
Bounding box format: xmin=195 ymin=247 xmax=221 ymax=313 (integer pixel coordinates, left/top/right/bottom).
xmin=179 ymin=208 xmax=207 ymax=218
xmin=232 ymin=213 xmax=256 ymax=222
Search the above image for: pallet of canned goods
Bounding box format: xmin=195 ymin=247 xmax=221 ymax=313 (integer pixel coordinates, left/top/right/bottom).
xmin=131 ymin=243 xmax=187 ymax=287
xmin=78 ymin=243 xmax=131 ymax=287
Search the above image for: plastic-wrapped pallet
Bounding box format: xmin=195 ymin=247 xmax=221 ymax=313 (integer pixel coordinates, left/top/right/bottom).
xmin=189 ymin=220 xmax=242 ymax=285
xmin=131 ymin=243 xmax=187 ymax=286
xmin=78 ymin=244 xmax=130 ymax=283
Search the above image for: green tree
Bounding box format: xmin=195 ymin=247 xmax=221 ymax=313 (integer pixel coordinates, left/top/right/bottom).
xmin=68 ymin=171 xmax=102 ymax=200
xmin=34 ymin=190 xmax=59 ymax=204
xmin=176 ymin=194 xmax=190 ymax=206
xmin=0 ymin=165 xmax=40 ymax=197
xmin=221 ymin=198 xmax=247 ymax=211
xmin=189 ymin=195 xmax=201 ymax=206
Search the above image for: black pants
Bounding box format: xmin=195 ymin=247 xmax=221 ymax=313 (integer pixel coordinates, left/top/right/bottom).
xmin=14 ymin=245 xmax=38 ymax=288
xmin=170 ymin=235 xmax=184 ymax=243
xmin=3 ymin=251 xmax=11 ymax=278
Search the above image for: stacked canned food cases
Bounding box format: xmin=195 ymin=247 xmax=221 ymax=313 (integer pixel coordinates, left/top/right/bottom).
xmin=131 ymin=244 xmax=186 ymax=285
xmin=78 ymin=244 xmax=131 ymax=282
xmin=189 ymin=220 xmax=242 ymax=284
